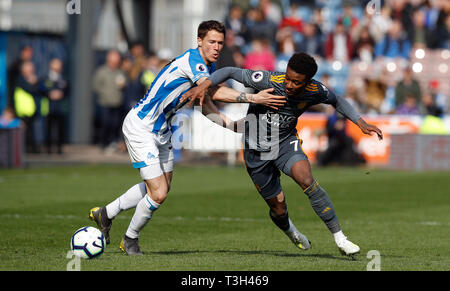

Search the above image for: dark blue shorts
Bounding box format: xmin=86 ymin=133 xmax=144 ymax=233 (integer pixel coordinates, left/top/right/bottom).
xmin=243 ymin=134 xmax=308 ymax=200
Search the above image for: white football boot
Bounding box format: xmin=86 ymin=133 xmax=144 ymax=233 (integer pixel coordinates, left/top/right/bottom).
xmin=336 ymin=237 xmax=360 ymax=257
xmin=284 ymin=222 xmax=311 ymax=250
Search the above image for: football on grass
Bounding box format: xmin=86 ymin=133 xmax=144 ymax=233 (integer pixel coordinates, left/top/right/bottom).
xmin=70 ymin=226 xmax=105 ymax=259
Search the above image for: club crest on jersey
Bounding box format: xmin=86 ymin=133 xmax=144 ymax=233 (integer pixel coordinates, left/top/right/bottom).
xmin=195 ymin=63 xmax=207 ymax=72
xmin=251 ymin=71 xmax=264 ymax=83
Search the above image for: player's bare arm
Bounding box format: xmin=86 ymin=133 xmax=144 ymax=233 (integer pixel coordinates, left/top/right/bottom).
xmin=182 ymin=77 xmax=285 ymax=110
xmin=200 ymin=94 xmax=243 ymax=133
xmin=211 ymin=86 xmax=285 ymax=110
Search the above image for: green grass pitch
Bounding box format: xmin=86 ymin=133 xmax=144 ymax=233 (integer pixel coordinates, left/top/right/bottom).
xmin=0 ymin=164 xmax=449 ymax=271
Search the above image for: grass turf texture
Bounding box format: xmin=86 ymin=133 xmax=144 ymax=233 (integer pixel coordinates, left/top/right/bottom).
xmin=0 ymin=164 xmax=449 ymax=271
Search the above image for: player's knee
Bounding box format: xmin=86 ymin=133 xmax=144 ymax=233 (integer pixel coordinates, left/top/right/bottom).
xmin=149 ymin=189 xmax=167 ymax=204
xmin=301 ymin=176 xmax=315 ymax=190
xmin=294 ymin=172 xmax=314 ymax=190
xmin=270 ymin=205 xmax=287 ymax=217
xmin=144 ymin=181 xmax=169 ymax=204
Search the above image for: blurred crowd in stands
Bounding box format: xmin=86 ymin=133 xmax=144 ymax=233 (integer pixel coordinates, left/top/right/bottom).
xmin=5 ymin=44 xmax=68 ymax=154
xmin=3 ymin=0 xmax=449 ymax=155
xmin=220 ymin=0 xmax=449 ymax=117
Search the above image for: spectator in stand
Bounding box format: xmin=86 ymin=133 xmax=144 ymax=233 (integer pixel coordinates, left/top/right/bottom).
xmin=297 ymin=22 xmax=324 ymax=58
xmin=428 ymin=79 xmax=448 ymax=114
xmin=0 ymin=107 xmax=21 ymax=129
xmin=369 ymin=5 xmax=393 ymax=43
xmin=278 ymin=2 xmax=303 ymax=35
xmin=275 ymin=34 xmax=296 ymax=72
xmin=324 ymin=20 xmax=354 ymax=63
xmin=344 ymin=83 xmax=363 ymax=114
xmin=231 ymin=46 xmax=246 ymax=68
xmin=258 ymin=0 xmax=282 ymax=25
xmin=433 ymin=11 xmax=450 ymax=49
xmin=421 ymin=0 xmax=438 ymax=29
xmin=339 ymin=5 xmax=359 ymax=32
xmin=121 ymin=56 xmax=145 ymax=111
xmin=410 ymin=8 xmax=436 ymax=48
xmin=43 ymin=58 xmax=68 ymax=155
xmin=141 ymin=53 xmax=160 ymax=90
xmin=92 ymin=50 xmax=127 ymax=153
xmin=390 ymin=0 xmax=414 ymax=40
xmin=396 ymin=94 xmax=421 ymax=115
xmin=353 ymin=25 xmax=376 ymax=63
xmin=311 ymin=7 xmax=324 ymax=36
xmin=7 ymin=45 xmax=34 ymax=107
xmin=394 ymin=67 xmax=422 ymax=109
xmin=13 ymin=61 xmax=45 ymax=153
xmin=420 ymin=92 xmax=443 ymax=117
xmin=224 ymin=4 xmax=246 ymax=48
xmin=317 ymin=106 xmax=365 ymax=167
xmin=374 ymin=20 xmax=412 ymax=60
xmin=243 ymin=38 xmax=276 ymax=71
xmin=245 ymin=7 xmax=278 ymax=49
xmin=216 ymin=29 xmax=238 ymax=70
xmin=122 ymin=41 xmax=147 ymax=112
xmin=364 ymin=77 xmax=387 ymax=114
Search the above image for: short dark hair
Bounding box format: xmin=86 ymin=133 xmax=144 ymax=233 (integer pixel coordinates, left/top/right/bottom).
xmin=197 ymin=20 xmax=226 ymax=39
xmin=287 ymin=52 xmax=318 ymax=80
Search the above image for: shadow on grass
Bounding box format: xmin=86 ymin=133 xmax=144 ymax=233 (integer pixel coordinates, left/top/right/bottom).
xmin=106 ymin=249 xmax=354 ymax=262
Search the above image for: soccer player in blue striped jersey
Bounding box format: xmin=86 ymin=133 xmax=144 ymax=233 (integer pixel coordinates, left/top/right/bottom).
xmin=89 ymin=20 xmax=286 ymax=255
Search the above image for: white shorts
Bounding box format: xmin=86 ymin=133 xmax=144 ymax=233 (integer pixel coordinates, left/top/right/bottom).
xmin=122 ymin=112 xmax=174 ymax=180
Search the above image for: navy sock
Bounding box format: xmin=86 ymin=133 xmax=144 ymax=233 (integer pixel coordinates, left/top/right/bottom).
xmin=269 ymin=210 xmax=290 ymax=231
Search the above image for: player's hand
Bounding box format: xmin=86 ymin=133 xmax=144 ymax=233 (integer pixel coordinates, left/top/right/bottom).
xmin=252 ymin=88 xmax=286 ymax=110
xmin=357 ymin=118 xmax=383 ymax=140
xmin=180 ymin=79 xmax=212 ymax=107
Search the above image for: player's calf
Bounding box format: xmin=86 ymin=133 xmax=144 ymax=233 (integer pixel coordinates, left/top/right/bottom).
xmin=303 ymin=180 xmax=341 ymax=234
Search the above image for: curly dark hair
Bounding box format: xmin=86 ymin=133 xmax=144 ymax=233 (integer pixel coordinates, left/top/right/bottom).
xmin=287 ymin=52 xmax=318 ymax=80
xmin=197 ymin=20 xmax=226 ymax=39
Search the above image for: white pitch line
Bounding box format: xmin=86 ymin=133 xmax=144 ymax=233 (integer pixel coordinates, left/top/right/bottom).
xmin=0 ymin=213 xmax=267 ymax=223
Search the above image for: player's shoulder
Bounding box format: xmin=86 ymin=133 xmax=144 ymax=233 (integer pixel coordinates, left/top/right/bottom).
xmin=175 ymin=48 xmax=209 ymax=72
xmin=269 ymin=71 xmax=286 ymax=84
xmin=304 ymin=79 xmax=330 ymax=96
xmin=175 ymin=48 xmax=202 ymax=64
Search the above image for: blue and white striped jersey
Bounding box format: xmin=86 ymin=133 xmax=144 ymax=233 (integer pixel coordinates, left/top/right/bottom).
xmin=130 ymin=48 xmax=215 ymax=136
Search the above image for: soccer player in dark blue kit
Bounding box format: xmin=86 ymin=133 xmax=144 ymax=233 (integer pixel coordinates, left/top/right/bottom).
xmin=182 ymin=52 xmax=383 ymax=257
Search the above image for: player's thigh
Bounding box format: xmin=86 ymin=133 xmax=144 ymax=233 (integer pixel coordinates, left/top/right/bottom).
xmin=289 ymin=160 xmax=314 ymax=190
xmin=122 ymin=118 xmax=160 ymax=171
xmin=158 ymin=141 xmax=174 ymax=191
xmin=243 ymin=149 xmax=282 ymax=201
xmin=275 ymin=135 xmax=313 ymax=190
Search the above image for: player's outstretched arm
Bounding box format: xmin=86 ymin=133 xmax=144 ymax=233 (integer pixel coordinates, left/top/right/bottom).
xmin=181 ymin=67 xmax=285 ymax=109
xmin=211 ymin=86 xmax=285 ymax=110
xmin=332 ymin=94 xmax=383 ymax=140
xmin=201 ymin=94 xmax=243 ymax=133
xmin=180 ymin=67 xmax=240 ymax=107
